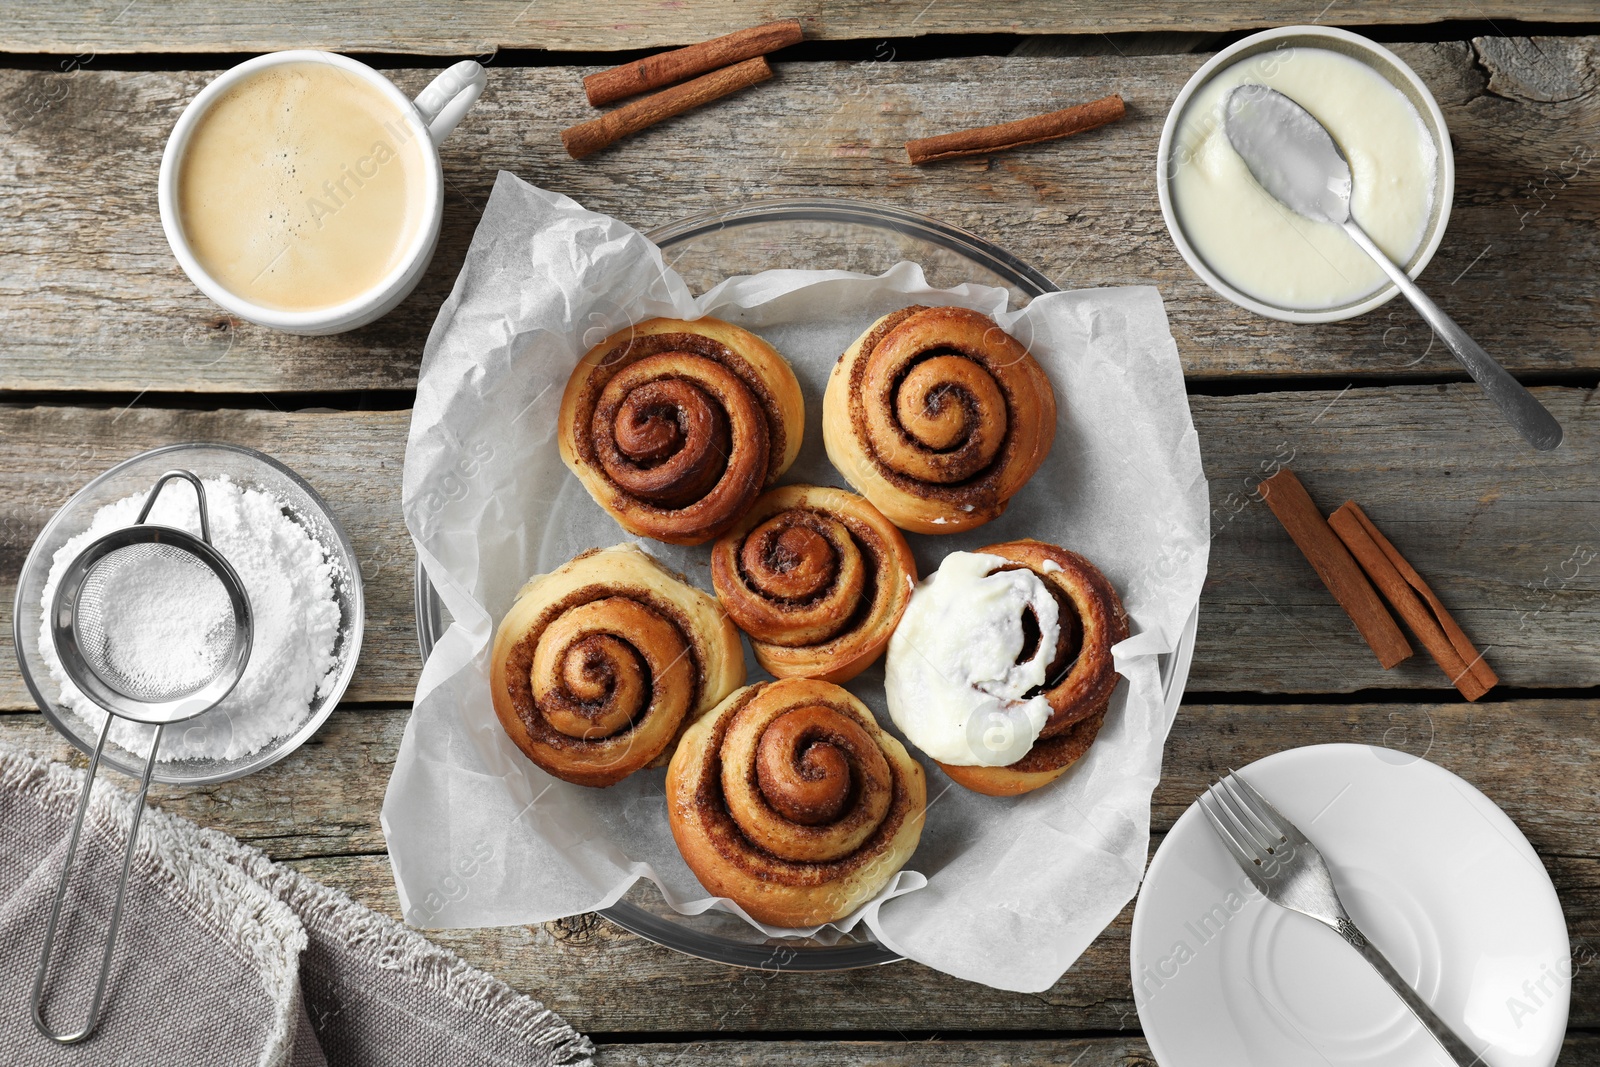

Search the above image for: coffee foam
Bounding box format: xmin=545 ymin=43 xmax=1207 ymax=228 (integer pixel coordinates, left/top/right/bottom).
xmin=177 ymin=61 xmax=429 ymax=313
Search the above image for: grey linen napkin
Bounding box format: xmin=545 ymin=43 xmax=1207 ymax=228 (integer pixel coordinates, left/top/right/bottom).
xmin=0 ymin=740 xmax=593 ymax=1067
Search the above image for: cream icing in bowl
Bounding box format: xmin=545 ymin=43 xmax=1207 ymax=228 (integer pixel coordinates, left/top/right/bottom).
xmin=1156 ymin=26 xmax=1455 ymax=324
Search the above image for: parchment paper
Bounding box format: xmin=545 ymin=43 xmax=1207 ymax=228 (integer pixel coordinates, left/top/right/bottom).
xmin=385 ymin=171 xmax=1209 ymax=993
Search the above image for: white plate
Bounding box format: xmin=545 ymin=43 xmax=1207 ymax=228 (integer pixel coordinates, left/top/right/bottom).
xmin=1132 ymin=744 xmax=1570 ymax=1067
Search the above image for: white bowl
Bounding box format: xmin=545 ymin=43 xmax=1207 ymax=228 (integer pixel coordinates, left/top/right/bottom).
xmin=1155 ymin=26 xmax=1455 ymax=324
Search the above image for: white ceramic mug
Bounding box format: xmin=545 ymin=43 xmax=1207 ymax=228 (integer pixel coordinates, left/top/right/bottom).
xmin=158 ymin=51 xmax=486 ymax=335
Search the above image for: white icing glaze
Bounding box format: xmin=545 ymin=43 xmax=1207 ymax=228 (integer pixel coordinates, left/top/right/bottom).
xmin=1169 ymin=46 xmax=1437 ymax=310
xmin=884 ymin=551 xmax=1059 ymax=767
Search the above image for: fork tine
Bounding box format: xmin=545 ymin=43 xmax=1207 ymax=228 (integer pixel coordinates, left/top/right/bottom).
xmin=1199 ymin=788 xmax=1264 ymax=873
xmin=1218 ymin=773 xmax=1287 ymax=852
xmin=1226 ymin=770 xmax=1301 ymax=844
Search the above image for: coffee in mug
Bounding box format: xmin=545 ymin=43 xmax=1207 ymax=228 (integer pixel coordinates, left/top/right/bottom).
xmin=161 ymin=52 xmax=484 ymax=332
xmin=175 ymin=61 xmax=430 ymax=313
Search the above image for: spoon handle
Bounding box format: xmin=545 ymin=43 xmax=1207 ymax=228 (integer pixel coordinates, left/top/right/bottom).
xmin=1341 ymin=221 xmax=1562 ymax=451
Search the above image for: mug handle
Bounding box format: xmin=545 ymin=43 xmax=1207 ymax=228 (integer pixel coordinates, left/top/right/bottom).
xmin=413 ymin=60 xmax=487 ymax=147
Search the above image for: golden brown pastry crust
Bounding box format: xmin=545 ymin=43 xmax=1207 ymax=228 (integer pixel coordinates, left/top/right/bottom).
xmin=823 ymin=306 xmax=1056 ymax=535
xmin=559 ymin=317 xmax=804 ymax=546
xmin=935 ymin=539 xmax=1129 ymax=797
xmin=710 ymin=484 xmax=916 ymax=684
xmin=940 ymin=708 xmax=1108 ymax=797
xmin=490 ymin=544 xmax=745 ymax=787
xmin=667 ymin=678 xmax=926 ymax=927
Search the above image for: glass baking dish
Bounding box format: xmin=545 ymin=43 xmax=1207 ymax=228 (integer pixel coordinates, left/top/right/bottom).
xmin=414 ymin=197 xmax=1199 ymax=970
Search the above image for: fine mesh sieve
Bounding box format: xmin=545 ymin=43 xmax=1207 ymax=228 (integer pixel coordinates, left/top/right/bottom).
xmin=74 ymin=542 xmax=239 ymax=704
xmin=32 ymin=469 xmax=253 ymax=1045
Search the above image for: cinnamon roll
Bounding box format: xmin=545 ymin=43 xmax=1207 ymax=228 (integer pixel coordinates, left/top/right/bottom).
xmin=710 ymin=485 xmax=916 ymax=684
xmin=822 ymin=305 xmax=1056 ymax=535
xmin=667 ymin=678 xmax=926 ymax=927
xmin=559 ymin=317 xmax=805 ymax=546
xmin=883 ymin=539 xmax=1128 ymax=797
xmin=490 ymin=544 xmax=745 ymax=787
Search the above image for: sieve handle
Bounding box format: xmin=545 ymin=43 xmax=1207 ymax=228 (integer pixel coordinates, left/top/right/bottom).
xmin=30 ymin=715 xmax=164 ymax=1044
xmin=134 ymin=469 xmax=214 ymax=544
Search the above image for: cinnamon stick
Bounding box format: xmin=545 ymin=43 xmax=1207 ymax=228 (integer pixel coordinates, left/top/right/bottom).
xmin=1329 ymin=502 xmax=1497 ymax=700
xmin=583 ymin=19 xmax=803 ymax=107
xmin=1258 ymin=470 xmax=1412 ymax=669
xmin=562 ymin=57 xmax=773 ymax=159
xmin=905 ymin=94 xmax=1126 ymax=165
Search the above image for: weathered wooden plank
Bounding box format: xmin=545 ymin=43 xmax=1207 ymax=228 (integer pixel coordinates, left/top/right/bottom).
xmin=0 ymin=706 xmax=397 ymax=857
xmin=280 ymin=849 xmax=1141 ymax=1035
xmin=593 ymin=1038 xmax=1156 ymax=1065
xmin=280 ymin=849 xmax=1595 ymax=1034
xmin=4 ymin=3 xmax=1596 ymax=55
xmin=594 ymin=1036 xmax=1600 ymax=1066
xmin=4 ymin=697 xmax=1594 ymax=1033
xmin=1189 ymin=382 xmax=1600 ymax=693
xmin=5 ymin=699 xmax=1595 ymax=863
xmin=0 ymin=39 xmax=1595 ymax=392
xmin=1 ymin=389 xmax=1595 ymax=709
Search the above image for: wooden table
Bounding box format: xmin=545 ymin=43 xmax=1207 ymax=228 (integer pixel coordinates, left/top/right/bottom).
xmin=2 ymin=4 xmax=1596 ymax=1063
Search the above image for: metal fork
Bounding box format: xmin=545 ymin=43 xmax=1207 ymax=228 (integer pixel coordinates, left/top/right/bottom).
xmin=1199 ymin=771 xmax=1486 ymax=1067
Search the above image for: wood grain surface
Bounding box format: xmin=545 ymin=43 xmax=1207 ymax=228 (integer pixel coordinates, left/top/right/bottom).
xmin=592 ymin=1036 xmax=1600 ymax=1065
xmin=2 ymin=12 xmax=1597 ymax=1061
xmin=1 ymin=696 xmax=1593 ymax=1034
xmin=3 ymin=3 xmax=1597 ymax=55
xmin=0 ymin=38 xmax=1596 ymax=392
xmin=594 ymin=1040 xmax=1160 ymax=1067
xmin=2 ymin=389 xmax=1594 ymax=710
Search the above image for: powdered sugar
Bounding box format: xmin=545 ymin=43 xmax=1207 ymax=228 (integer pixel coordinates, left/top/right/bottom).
xmin=84 ymin=545 xmax=236 ymax=700
xmin=40 ymin=476 xmax=343 ymax=761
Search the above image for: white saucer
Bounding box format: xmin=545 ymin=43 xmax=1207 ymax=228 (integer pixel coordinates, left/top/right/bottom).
xmin=1132 ymin=744 xmax=1570 ymax=1067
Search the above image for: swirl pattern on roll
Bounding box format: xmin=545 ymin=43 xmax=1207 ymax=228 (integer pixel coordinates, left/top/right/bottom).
xmin=667 ymin=678 xmax=926 ymax=927
xmin=942 ymin=539 xmax=1129 ymax=798
xmin=823 ymin=305 xmax=1057 ymax=535
xmin=490 ymin=545 xmax=745 ymax=787
xmin=560 ymin=317 xmax=805 ymax=546
xmin=711 ymin=485 xmax=916 ymax=683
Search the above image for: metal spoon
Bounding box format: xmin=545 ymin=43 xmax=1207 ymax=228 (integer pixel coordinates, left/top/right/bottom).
xmin=1223 ymin=84 xmax=1562 ymax=451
